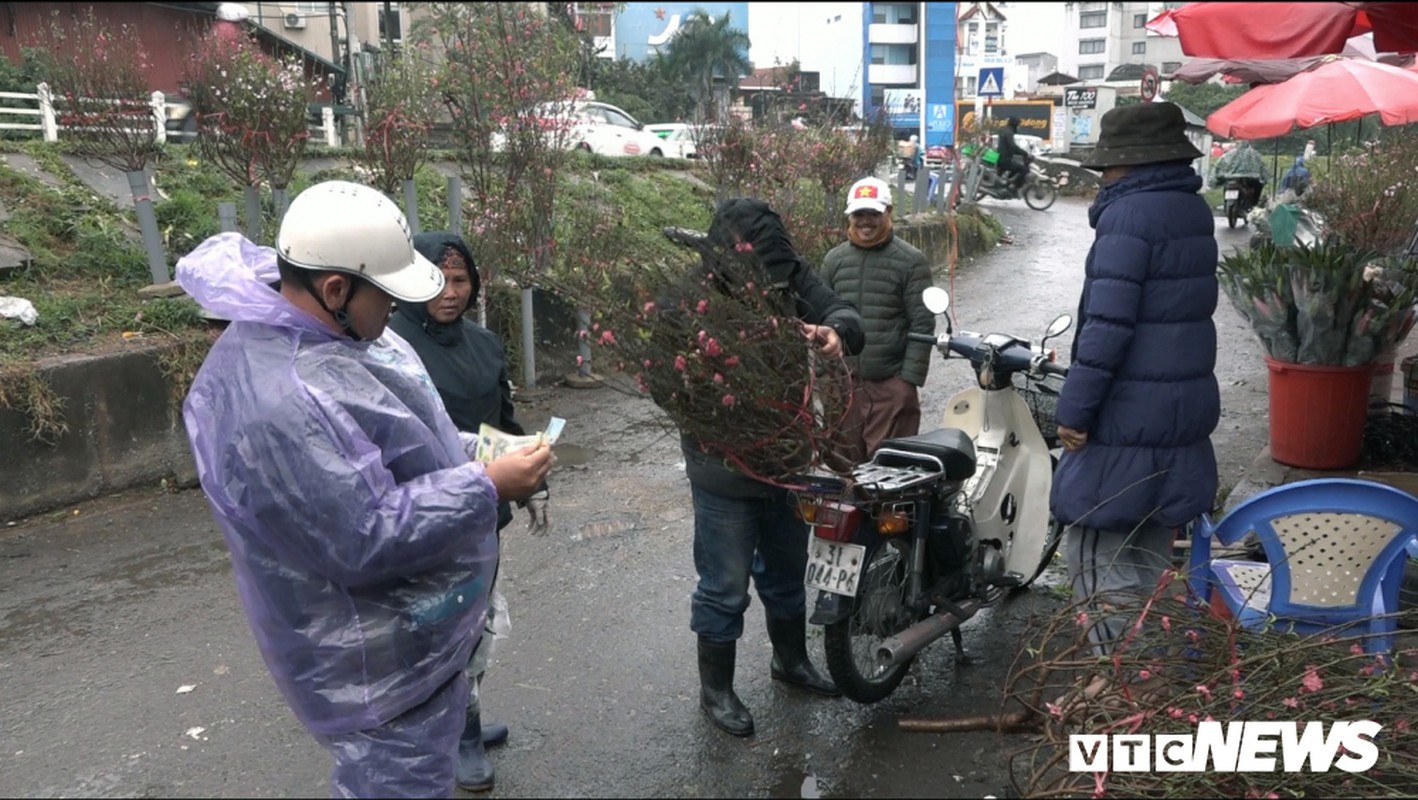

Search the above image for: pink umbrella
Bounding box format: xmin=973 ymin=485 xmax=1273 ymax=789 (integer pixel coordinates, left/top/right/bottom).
xmin=1148 ymin=2 xmax=1418 ymax=59
xmin=1207 ymin=58 xmax=1418 ymax=139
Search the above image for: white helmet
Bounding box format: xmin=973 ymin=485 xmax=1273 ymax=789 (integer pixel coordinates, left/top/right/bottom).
xmin=276 ymin=181 xmax=444 ymax=303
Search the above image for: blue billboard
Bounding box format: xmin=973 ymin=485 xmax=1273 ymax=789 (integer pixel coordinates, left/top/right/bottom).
xmin=612 ymin=3 xmax=750 ymax=62
xmin=922 ymin=2 xmax=958 ymax=147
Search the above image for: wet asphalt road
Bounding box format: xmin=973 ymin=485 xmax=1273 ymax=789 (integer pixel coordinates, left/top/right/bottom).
xmin=0 ymin=197 xmax=1267 ymax=799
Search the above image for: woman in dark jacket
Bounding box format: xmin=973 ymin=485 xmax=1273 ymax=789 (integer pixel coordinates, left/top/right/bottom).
xmin=387 ymin=232 xmax=545 ymax=791
xmin=1051 ymin=103 xmax=1220 ymax=657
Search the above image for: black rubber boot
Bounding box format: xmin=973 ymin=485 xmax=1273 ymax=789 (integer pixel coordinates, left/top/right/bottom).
xmin=456 ymin=712 xmax=495 ymax=792
xmin=766 ymin=613 xmax=841 ymax=697
xmin=481 ymin=720 xmax=509 ymax=748
xmin=698 ymin=638 xmax=754 ymax=737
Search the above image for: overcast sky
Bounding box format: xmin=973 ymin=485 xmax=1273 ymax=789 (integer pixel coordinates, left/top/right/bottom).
xmin=1006 ymin=2 xmax=1067 ymax=57
xmin=748 ymin=2 xmax=1072 ymax=69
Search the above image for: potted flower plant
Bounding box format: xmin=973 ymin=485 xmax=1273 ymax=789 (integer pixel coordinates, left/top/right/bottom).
xmin=1220 ymin=238 xmax=1417 ymax=469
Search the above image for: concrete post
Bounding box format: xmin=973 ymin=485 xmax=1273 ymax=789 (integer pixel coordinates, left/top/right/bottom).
xmin=447 ymin=176 xmax=461 ymax=235
xmin=322 ymin=106 xmax=338 ymax=147
xmin=243 ymin=185 xmax=263 ymax=242
xmin=520 ymin=288 xmax=536 ymax=388
xmin=576 ymin=308 xmax=592 ymax=378
xmin=37 ymin=82 xmax=57 ymax=142
xmin=218 ymin=202 xmax=239 ymax=233
xmin=151 ymin=91 xmax=166 ymax=145
xmin=126 ymin=170 xmax=170 ymax=285
xmin=402 ymin=179 xmax=420 ymax=235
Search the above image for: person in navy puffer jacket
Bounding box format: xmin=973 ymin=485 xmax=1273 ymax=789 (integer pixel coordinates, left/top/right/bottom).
xmin=1051 ymin=102 xmax=1220 ymax=657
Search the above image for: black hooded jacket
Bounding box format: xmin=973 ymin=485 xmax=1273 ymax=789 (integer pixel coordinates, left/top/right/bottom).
xmin=388 ymin=232 xmax=537 ymax=530
xmin=677 ymin=198 xmax=866 ymax=498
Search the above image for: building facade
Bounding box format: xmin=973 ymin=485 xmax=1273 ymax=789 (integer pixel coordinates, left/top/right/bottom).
xmin=1059 ymin=1 xmax=1183 ymax=83
xmin=857 ymin=2 xmax=958 ymax=145
xmin=1014 ymin=51 xmax=1059 ymax=95
xmin=571 ymin=2 xmax=748 ymax=62
xmin=954 ymin=1 xmax=1011 ymax=98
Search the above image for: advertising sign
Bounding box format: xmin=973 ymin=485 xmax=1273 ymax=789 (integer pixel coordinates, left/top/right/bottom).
xmin=1065 ymin=87 xmax=1098 ymax=109
xmin=956 ymin=100 xmax=1054 ymax=140
xmin=884 ymin=88 xmax=924 ymax=128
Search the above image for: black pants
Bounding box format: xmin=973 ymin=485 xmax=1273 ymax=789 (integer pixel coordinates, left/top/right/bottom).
xmin=999 ymin=156 xmax=1027 ymax=189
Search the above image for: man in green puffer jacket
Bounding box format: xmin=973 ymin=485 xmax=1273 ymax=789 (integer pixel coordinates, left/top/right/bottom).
xmin=820 ymin=177 xmax=937 ymax=465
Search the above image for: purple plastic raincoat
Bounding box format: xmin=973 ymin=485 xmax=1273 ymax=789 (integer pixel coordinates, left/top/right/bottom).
xmin=178 ymin=232 xmax=499 ymax=737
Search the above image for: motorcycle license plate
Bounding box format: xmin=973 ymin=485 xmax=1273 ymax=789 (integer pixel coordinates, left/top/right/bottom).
xmin=805 ymin=537 xmax=866 ymax=596
xmin=1224 ymin=189 xmax=1239 ymax=200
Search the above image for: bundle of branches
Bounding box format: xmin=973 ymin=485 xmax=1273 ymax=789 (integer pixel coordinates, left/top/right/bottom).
xmin=1004 ymin=574 xmax=1418 ymax=798
xmin=1221 ymin=238 xmax=1418 ymax=366
xmin=582 ymin=228 xmax=856 ymax=486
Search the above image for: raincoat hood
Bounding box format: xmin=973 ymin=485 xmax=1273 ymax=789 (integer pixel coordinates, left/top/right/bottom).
xmin=393 ymin=232 xmax=480 ymax=347
xmin=178 ymin=232 xmax=500 ymax=735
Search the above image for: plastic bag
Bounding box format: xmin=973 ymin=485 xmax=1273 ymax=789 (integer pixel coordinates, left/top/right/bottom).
xmin=0 ymin=296 xmax=37 ymax=326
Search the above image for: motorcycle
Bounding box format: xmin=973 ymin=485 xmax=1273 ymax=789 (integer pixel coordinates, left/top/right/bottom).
xmin=1223 ymin=177 xmax=1264 ymax=229
xmin=792 ymin=287 xmax=1073 ymax=703
xmin=958 ymin=146 xmax=1060 ymax=209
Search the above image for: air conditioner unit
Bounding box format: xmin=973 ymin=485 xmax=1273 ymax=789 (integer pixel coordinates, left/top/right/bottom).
xmin=283 ymin=12 xmax=306 ymax=30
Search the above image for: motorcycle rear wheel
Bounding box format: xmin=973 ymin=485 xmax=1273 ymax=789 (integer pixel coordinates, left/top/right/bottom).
xmin=823 ymin=541 xmax=925 ymax=703
xmin=1226 ymin=203 xmax=1239 ymax=229
xmin=1023 ymin=180 xmax=1057 ymax=211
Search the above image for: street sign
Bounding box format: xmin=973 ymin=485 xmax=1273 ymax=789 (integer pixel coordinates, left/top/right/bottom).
xmin=1141 ymin=67 xmax=1160 ymax=102
xmin=1064 ymin=87 xmax=1098 ymax=109
xmin=977 ymin=67 xmax=1005 ymax=98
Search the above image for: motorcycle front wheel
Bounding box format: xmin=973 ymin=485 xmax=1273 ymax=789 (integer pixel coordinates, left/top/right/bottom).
xmin=823 ymin=540 xmax=925 ymax=703
xmin=1023 ymin=180 xmax=1057 ymax=211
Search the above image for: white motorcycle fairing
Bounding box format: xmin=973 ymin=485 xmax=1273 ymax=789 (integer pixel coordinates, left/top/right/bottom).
xmin=941 ymin=385 xmax=1053 ymax=583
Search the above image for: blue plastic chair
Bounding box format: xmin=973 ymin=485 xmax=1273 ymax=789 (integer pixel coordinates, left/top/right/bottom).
xmin=1188 ymin=478 xmax=1418 ymax=656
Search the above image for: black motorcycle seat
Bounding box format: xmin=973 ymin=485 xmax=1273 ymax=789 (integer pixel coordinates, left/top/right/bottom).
xmin=875 ymin=428 xmax=977 ymax=481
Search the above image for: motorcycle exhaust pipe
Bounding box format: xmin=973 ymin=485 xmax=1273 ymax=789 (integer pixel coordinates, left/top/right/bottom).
xmin=876 ymin=598 xmax=983 ymax=668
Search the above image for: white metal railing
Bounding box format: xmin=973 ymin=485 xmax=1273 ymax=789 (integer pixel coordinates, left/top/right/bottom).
xmin=0 ymin=82 xmax=340 ymax=147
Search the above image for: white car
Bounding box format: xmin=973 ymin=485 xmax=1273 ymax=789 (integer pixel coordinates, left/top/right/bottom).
xmin=566 ymin=101 xmax=667 ymax=158
xmin=659 ymin=125 xmax=719 ymax=159
xmin=493 ymin=101 xmax=668 ymax=158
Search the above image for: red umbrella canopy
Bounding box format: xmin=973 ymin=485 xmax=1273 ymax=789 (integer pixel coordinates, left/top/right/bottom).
xmin=1168 ymin=35 xmax=1414 ymax=86
xmin=1206 ymin=58 xmax=1418 ymax=138
xmin=1148 ymin=2 xmax=1418 ymax=59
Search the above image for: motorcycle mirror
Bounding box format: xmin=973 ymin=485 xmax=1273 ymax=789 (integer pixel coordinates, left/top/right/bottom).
xmin=922 ymin=286 xmax=951 ymax=315
xmin=1044 ymin=313 xmax=1073 ymax=340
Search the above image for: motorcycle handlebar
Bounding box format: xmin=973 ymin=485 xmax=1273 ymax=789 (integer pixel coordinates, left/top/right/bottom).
xmin=907 ymin=332 xmax=939 ymax=345
xmin=1037 ymin=359 xmax=1069 ymax=378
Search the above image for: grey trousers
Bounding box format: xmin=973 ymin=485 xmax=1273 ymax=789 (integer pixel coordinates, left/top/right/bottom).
xmin=1065 ymin=522 xmax=1178 ymax=657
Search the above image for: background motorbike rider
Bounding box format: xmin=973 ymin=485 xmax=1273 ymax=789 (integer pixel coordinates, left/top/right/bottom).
xmin=996 ymin=116 xmax=1031 ymax=192
xmin=1209 ymin=140 xmax=1266 ymax=208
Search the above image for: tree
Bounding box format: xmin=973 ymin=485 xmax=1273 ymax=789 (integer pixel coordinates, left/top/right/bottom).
xmin=36 ymin=8 xmax=170 ymax=284
xmin=1161 ymin=80 xmax=1244 ymax=121
xmin=661 ymin=9 xmax=752 ymax=121
xmin=184 ymin=28 xmax=319 ymax=238
xmin=414 ymin=2 xmax=582 ymax=385
xmin=358 ymin=47 xmax=441 ymax=224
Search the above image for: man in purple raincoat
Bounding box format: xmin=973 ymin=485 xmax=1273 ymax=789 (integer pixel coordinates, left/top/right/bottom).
xmin=178 ymin=181 xmax=552 ymax=798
